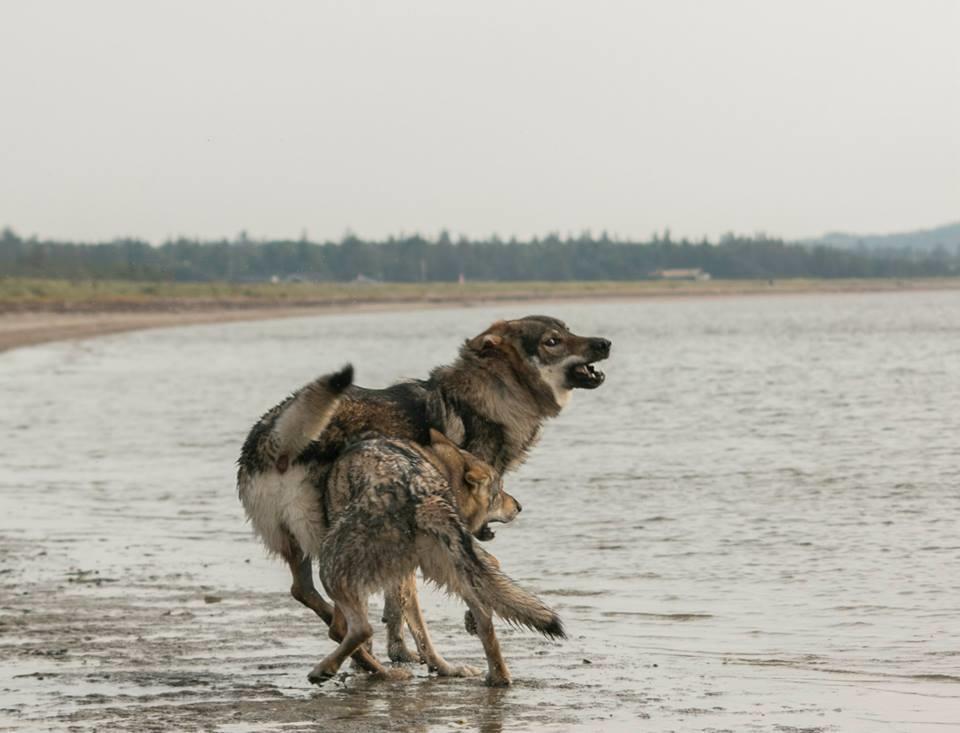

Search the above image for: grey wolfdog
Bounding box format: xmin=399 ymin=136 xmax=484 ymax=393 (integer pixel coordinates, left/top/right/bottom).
xmin=312 ymin=428 xmax=562 ymax=686
xmin=237 ymin=316 xmax=610 ymax=669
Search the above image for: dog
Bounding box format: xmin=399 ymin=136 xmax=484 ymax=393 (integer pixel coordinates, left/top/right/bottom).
xmin=312 ymin=428 xmax=562 ymax=687
xmin=237 ymin=315 xmax=610 ymax=664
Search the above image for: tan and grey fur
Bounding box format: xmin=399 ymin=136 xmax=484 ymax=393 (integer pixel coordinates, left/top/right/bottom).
xmin=237 ymin=316 xmax=610 ymax=665
xmin=237 ymin=365 xmax=382 ymax=672
xmin=237 ymin=365 xmax=352 ymax=561
xmin=312 ymin=430 xmax=561 ymax=687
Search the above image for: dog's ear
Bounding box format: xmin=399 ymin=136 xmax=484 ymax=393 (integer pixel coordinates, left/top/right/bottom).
xmin=467 ymin=332 xmax=502 ymax=353
xmin=429 ymin=428 xmax=456 ymax=448
xmin=466 ymin=321 xmax=507 ymax=354
xmin=465 ymin=467 xmax=492 ymax=493
xmin=429 ymin=429 xmax=462 ymax=473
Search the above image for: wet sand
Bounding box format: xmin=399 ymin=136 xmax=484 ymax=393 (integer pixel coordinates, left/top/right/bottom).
xmin=1 ymin=533 xmax=598 ymax=733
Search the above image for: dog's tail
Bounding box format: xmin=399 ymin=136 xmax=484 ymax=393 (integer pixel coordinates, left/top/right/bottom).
xmin=415 ymin=497 xmax=565 ymax=640
xmin=271 ymin=364 xmax=353 ymax=461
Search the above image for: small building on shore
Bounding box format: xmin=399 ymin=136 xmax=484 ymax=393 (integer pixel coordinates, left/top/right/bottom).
xmin=651 ymin=268 xmax=711 ymax=281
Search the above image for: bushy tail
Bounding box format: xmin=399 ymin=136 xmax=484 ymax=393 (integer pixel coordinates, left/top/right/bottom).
xmin=271 ymin=364 xmax=353 ymax=461
xmin=415 ymin=497 xmax=565 ymax=640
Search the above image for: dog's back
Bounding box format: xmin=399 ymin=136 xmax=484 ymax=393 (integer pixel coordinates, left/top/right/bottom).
xmin=319 ymin=437 xmax=444 ymax=594
xmin=319 ymin=434 xmax=562 ymax=633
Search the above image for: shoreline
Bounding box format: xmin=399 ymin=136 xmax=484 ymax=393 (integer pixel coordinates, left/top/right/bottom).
xmin=3 ymin=277 xmax=960 ymax=353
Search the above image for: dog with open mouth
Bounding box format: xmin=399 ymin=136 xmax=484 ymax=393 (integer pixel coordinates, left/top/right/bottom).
xmin=310 ymin=428 xmax=560 ymax=687
xmin=237 ymin=315 xmax=610 ymax=678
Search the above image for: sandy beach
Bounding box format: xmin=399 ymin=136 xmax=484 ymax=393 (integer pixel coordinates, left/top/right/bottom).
xmin=0 ymin=305 xmax=414 ymax=353
xmin=4 ymin=277 xmax=960 ymax=353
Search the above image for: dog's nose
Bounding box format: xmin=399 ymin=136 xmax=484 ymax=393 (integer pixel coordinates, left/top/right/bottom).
xmin=591 ymin=338 xmax=611 ymax=356
xmin=515 ymin=500 xmax=522 ymax=513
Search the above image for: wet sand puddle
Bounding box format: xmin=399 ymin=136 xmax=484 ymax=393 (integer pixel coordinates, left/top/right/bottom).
xmin=0 ymin=534 xmax=651 ymax=732
xmin=2 ymin=294 xmax=960 ymax=731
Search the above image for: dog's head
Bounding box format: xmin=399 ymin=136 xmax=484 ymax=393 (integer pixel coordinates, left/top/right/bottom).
xmin=466 ymin=315 xmax=611 ymax=409
xmin=427 ymin=429 xmax=520 ymax=538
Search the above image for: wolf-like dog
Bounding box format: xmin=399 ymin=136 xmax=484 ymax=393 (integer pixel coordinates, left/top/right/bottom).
xmin=313 ymin=429 xmax=562 ymax=687
xmin=237 ymin=315 xmax=610 ymax=664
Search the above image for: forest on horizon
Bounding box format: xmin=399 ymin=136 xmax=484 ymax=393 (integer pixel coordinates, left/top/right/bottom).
xmin=2 ymin=227 xmax=959 ymax=283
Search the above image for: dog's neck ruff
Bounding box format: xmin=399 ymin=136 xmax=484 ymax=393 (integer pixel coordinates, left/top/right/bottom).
xmin=429 ymin=352 xmax=560 ymax=473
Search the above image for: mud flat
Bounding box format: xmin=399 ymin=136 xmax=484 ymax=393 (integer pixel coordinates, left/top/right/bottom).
xmin=1 ymin=532 xmax=616 ymax=733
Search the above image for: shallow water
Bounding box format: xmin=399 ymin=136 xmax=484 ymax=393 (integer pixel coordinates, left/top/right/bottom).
xmin=2 ymin=292 xmax=959 ymax=732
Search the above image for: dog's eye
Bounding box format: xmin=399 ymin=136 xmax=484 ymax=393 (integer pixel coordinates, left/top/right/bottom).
xmin=543 ymin=337 xmax=560 ymax=347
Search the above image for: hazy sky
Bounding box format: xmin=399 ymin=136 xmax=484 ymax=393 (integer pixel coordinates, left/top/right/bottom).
xmin=1 ymin=0 xmax=957 ymax=243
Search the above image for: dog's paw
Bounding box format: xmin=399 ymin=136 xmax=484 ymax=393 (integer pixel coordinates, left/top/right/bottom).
xmin=484 ymin=672 xmax=512 ymax=687
xmin=387 ymin=644 xmax=421 ymax=664
xmin=464 ymin=610 xmax=478 ymax=636
xmin=307 ymin=665 xmax=338 ymax=686
xmin=372 ymin=666 xmax=413 ymax=682
xmin=437 ymin=664 xmax=481 ymax=678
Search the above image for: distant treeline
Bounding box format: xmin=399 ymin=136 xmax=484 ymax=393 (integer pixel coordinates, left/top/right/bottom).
xmin=1 ymin=228 xmax=958 ymax=282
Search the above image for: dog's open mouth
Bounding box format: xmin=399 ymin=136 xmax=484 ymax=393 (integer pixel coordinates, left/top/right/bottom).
xmin=567 ymin=361 xmax=606 ymax=389
xmin=474 ymin=523 xmax=496 ymax=541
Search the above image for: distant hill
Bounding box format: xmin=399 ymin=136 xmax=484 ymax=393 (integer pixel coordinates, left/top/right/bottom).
xmin=806 ymin=222 xmax=960 ymax=253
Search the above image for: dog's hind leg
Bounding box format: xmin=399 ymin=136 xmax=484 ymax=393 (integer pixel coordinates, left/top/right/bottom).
xmin=465 ymin=601 xmax=511 ymax=687
xmin=382 ymin=578 xmax=420 ymax=663
xmin=308 ymin=593 xmax=372 ymax=684
xmin=326 ymin=601 xmax=383 ymax=673
xmin=284 ymin=543 xmax=382 ymax=673
xmin=308 ymin=593 xmax=411 ymax=685
xmin=400 ymin=574 xmax=480 ymax=678
xmin=283 ymin=544 xmax=334 ymax=625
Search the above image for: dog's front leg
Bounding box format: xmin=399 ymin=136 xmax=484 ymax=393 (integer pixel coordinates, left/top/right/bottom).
xmin=465 ymin=601 xmax=511 ymax=687
xmin=382 ymin=575 xmax=421 ymax=663
xmin=399 ymin=574 xmax=480 ymax=678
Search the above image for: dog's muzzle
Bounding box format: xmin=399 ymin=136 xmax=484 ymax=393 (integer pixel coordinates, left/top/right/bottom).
xmin=474 ymin=523 xmax=496 ymax=541
xmin=567 ymin=338 xmax=611 ymax=389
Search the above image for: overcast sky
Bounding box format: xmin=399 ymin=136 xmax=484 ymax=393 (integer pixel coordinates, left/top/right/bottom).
xmin=1 ymin=0 xmax=957 ymax=244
